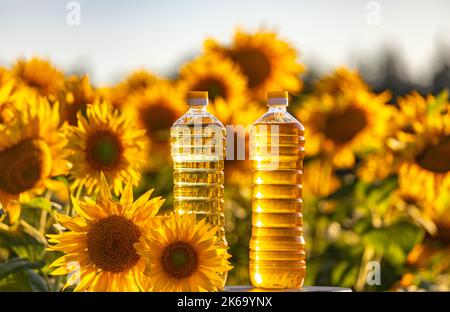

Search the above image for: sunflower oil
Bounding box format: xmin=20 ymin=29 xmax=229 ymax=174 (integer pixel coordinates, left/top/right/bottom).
xmin=249 ymin=91 xmax=306 ymax=289
xmin=170 ymin=91 xmax=228 ymax=287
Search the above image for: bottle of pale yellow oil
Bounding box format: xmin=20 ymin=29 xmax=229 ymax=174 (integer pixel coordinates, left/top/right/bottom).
xmin=170 ymin=91 xmax=228 ymax=287
xmin=249 ymin=91 xmax=306 ymax=289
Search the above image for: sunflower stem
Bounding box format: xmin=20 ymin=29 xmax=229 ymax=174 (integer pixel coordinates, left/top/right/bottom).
xmin=51 ymin=275 xmax=63 ymax=292
xmin=38 ymin=190 xmax=52 ymax=234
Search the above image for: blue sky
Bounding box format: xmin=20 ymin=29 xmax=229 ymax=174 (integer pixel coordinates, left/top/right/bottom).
xmin=0 ymin=0 xmax=449 ymax=85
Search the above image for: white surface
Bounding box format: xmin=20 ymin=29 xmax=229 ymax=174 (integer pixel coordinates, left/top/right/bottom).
xmin=224 ymin=286 xmax=352 ymax=292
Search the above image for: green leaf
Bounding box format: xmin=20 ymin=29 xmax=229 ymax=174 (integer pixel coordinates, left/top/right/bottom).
xmin=363 ymin=228 xmax=390 ymax=252
xmin=21 ymin=197 xmax=53 ymax=213
xmin=341 ymin=265 xmax=358 ymax=288
xmin=427 ymin=90 xmax=449 ymax=116
xmin=0 ymin=269 xmax=48 ymax=292
xmin=0 ymin=258 xmax=45 ymax=279
xmin=23 ymin=269 xmax=49 ymax=292
xmin=362 ymin=220 xmax=424 ymax=265
xmin=388 ymin=221 xmax=424 ymax=251
xmin=331 ymin=261 xmax=350 ymax=285
xmin=366 ymin=176 xmax=398 ymax=205
xmin=385 ymin=244 xmax=405 ymax=265
xmin=0 ymin=222 xmax=46 ymax=261
xmin=325 ymin=180 xmax=356 ymax=200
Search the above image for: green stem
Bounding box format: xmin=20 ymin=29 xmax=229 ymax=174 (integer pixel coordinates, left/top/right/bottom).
xmin=38 ymin=191 xmax=52 ymax=234
xmin=51 ymin=275 xmax=63 ymax=292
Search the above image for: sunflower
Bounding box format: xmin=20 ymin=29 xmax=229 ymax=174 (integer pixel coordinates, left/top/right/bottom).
xmin=12 ymin=57 xmax=64 ymax=100
xmin=59 ymin=75 xmax=96 ymax=125
xmin=0 ymin=68 xmax=15 ymax=123
xmin=302 ymin=159 xmax=341 ymax=198
xmin=100 ymin=70 xmax=159 ymax=110
xmin=123 ymin=81 xmax=185 ymax=140
xmin=394 ymin=93 xmax=450 ymax=214
xmin=314 ymin=67 xmax=370 ymax=95
xmin=135 ymin=213 xmax=232 ymax=292
xmin=0 ymin=93 xmax=70 ymax=223
xmin=47 ymin=173 xmax=165 ymax=291
xmin=119 ymin=70 xmax=158 ymax=95
xmin=67 ymin=101 xmax=149 ymax=196
xmin=359 ymin=91 xmax=450 ymax=236
xmin=96 ymin=86 xmax=127 ymax=111
xmin=178 ymin=55 xmax=255 ymax=125
xmin=0 ymin=67 xmax=9 ymax=82
xmin=205 ymin=29 xmax=304 ymax=101
xmin=297 ymin=68 xmax=393 ymax=168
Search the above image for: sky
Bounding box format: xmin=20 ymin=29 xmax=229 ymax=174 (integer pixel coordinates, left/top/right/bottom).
xmin=0 ymin=0 xmax=449 ymax=86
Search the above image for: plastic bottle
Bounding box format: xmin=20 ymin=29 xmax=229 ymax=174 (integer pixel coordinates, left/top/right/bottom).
xmin=249 ymin=91 xmax=306 ymax=289
xmin=170 ymin=91 xmax=228 ymax=287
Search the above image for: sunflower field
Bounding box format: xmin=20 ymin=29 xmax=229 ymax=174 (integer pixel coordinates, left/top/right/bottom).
xmin=0 ymin=29 xmax=449 ymax=292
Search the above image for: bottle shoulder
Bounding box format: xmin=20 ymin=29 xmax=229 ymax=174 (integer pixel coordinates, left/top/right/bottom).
xmin=171 ymin=110 xmax=225 ymax=129
xmin=253 ymin=110 xmax=304 ymax=130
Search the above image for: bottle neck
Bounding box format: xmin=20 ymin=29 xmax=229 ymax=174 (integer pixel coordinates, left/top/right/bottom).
xmin=188 ymin=105 xmax=208 ymax=113
xmin=268 ymin=104 xmax=287 ymax=112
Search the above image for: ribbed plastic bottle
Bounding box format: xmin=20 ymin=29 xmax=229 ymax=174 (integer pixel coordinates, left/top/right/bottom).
xmin=249 ymin=91 xmax=306 ymax=289
xmin=170 ymin=91 xmax=228 ymax=287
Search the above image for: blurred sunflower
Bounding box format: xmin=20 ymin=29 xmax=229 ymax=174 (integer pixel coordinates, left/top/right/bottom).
xmin=302 ymin=159 xmax=341 ymax=198
xmin=119 ymin=69 xmax=158 ymax=95
xmin=12 ymin=57 xmax=64 ymax=100
xmin=59 ymin=75 xmax=96 ymax=125
xmin=96 ymin=86 xmax=127 ymax=111
xmin=100 ymin=70 xmax=159 ymax=110
xmin=123 ymin=81 xmax=185 ymax=141
xmin=178 ymin=55 xmax=254 ymax=125
xmin=205 ymin=29 xmax=304 ymax=101
xmin=67 ymin=101 xmax=149 ymax=196
xmin=47 ymin=174 xmax=165 ymax=291
xmin=394 ymin=93 xmax=450 ymax=217
xmin=314 ymin=67 xmax=369 ymax=95
xmin=360 ymin=91 xmax=450 ymax=237
xmin=0 ymin=68 xmax=15 ymax=123
xmin=135 ymin=213 xmax=232 ymax=292
xmin=0 ymin=93 xmax=70 ymax=223
xmin=297 ymin=68 xmax=392 ymax=168
xmin=357 ymin=93 xmax=429 ymax=182
xmin=0 ymin=67 xmax=9 ymax=82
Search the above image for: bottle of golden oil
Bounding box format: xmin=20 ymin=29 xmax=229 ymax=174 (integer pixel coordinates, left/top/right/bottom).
xmin=249 ymin=91 xmax=306 ymax=289
xmin=170 ymin=91 xmax=228 ymax=287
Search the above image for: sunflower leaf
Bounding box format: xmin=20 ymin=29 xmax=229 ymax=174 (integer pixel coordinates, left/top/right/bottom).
xmin=427 ymin=89 xmax=448 ymax=115
xmin=0 ymin=257 xmax=45 ymax=280
xmin=21 ymin=197 xmax=53 ymax=213
xmin=0 ymin=268 xmax=48 ymax=292
xmin=0 ymin=222 xmax=46 ymax=261
xmin=362 ymin=221 xmax=424 ymax=265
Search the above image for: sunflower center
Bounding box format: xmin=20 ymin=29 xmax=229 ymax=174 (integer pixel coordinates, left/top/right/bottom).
xmin=63 ymin=102 xmax=87 ymax=126
xmin=22 ymin=75 xmax=46 ymax=90
xmin=86 ymin=131 xmax=123 ymax=170
xmin=323 ymin=107 xmax=368 ymax=144
xmin=231 ymin=48 xmax=271 ymax=88
xmin=192 ymin=78 xmax=228 ymax=101
xmin=87 ymin=215 xmax=142 ymax=272
xmin=141 ymin=105 xmax=177 ymax=132
xmin=161 ymin=241 xmax=198 ymax=279
xmin=0 ymin=138 xmax=52 ymax=195
xmin=415 ymin=135 xmax=450 ymax=173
